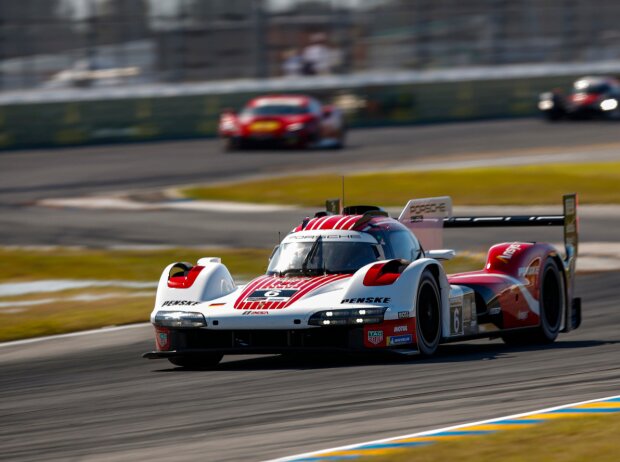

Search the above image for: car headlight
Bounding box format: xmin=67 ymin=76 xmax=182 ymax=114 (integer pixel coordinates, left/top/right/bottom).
xmin=538 ymin=100 xmax=554 ymax=111
xmin=600 ymin=99 xmax=618 ymax=111
xmin=309 ymin=308 xmax=387 ymax=326
xmin=220 ymin=120 xmax=237 ymax=130
xmin=287 ymin=122 xmax=305 ymax=131
xmin=154 ymin=311 xmax=207 ymax=328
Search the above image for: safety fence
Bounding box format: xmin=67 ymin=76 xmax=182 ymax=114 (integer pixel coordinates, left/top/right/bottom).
xmin=1 ymin=62 xmax=619 ymax=149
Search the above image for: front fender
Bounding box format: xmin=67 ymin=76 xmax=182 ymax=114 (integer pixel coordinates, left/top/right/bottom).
xmin=341 ymin=258 xmax=450 ymax=329
xmin=152 ymin=259 xmax=237 ymax=318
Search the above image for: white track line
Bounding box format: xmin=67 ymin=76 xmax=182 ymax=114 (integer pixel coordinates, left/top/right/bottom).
xmin=266 ymin=393 xmax=620 ymax=462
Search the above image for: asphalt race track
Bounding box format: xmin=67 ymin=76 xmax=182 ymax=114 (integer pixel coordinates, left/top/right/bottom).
xmin=1 ymin=118 xmax=620 ymax=249
xmin=1 ymin=118 xmax=620 ymax=461
xmin=0 ymin=271 xmax=618 ymax=462
xmin=3 ymin=118 xmax=620 ymax=204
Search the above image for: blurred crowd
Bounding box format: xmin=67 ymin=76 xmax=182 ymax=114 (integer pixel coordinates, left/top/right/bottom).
xmin=281 ymin=33 xmax=341 ymax=77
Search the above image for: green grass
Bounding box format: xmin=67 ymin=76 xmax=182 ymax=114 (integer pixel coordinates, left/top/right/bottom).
xmin=0 ymin=296 xmax=153 ymax=342
xmin=0 ymin=247 xmax=270 ymax=342
xmin=0 ymin=248 xmax=483 ymax=341
xmin=369 ymin=413 xmax=620 ymax=462
xmin=0 ymin=247 xmax=272 ymax=283
xmin=182 ymin=161 xmax=620 ymax=207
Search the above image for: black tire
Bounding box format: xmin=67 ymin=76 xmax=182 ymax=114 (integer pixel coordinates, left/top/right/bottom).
xmin=168 ymin=353 xmax=223 ymax=369
xmin=535 ymin=258 xmax=563 ymax=343
xmin=332 ymin=129 xmax=346 ymax=150
xmin=502 ymin=258 xmax=563 ymax=346
xmin=416 ymin=270 xmax=442 ymax=356
xmin=223 ymin=137 xmax=241 ymax=152
xmin=544 ymin=112 xmax=562 ymax=122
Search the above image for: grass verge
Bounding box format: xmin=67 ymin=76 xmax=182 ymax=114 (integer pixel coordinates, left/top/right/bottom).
xmin=0 ymin=247 xmax=272 ymax=283
xmin=0 ymin=247 xmax=482 ymax=342
xmin=0 ymin=296 xmax=152 ymax=342
xmin=182 ymin=161 xmax=620 ymax=207
xmin=369 ymin=413 xmax=620 ymax=462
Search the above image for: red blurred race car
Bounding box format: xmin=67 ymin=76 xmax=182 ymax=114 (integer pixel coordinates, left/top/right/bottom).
xmin=218 ymin=94 xmax=346 ymax=150
xmin=538 ymin=76 xmax=620 ymax=120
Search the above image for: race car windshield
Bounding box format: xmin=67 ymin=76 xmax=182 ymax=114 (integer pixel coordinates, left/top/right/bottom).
xmin=243 ymin=104 xmax=309 ymax=116
xmin=572 ymin=83 xmax=611 ymax=94
xmin=267 ymin=240 xmax=381 ymax=276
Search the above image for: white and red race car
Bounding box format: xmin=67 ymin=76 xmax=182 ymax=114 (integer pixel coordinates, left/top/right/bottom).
xmin=144 ymin=195 xmax=580 ymax=368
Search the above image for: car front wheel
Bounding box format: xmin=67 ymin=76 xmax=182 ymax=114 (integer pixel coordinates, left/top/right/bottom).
xmin=416 ymin=270 xmax=442 ymax=356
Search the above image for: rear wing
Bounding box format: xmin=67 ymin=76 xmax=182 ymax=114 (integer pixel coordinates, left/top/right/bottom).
xmin=399 ymin=194 xmax=579 ymax=331
xmin=398 ymin=194 xmax=579 ymax=275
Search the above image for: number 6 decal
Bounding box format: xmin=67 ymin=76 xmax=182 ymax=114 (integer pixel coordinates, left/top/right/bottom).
xmin=264 ymin=290 xmax=281 ymax=297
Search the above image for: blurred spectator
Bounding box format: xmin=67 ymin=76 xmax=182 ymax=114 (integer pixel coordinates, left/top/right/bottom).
xmin=281 ymin=49 xmax=304 ymax=77
xmin=302 ymin=33 xmax=333 ymax=75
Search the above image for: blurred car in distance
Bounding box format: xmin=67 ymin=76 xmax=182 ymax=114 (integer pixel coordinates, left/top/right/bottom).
xmin=218 ymin=94 xmax=346 ymax=150
xmin=538 ymin=76 xmax=620 ymax=120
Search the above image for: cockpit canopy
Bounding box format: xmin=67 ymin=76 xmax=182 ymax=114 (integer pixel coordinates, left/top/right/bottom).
xmin=267 ymin=220 xmax=423 ymax=277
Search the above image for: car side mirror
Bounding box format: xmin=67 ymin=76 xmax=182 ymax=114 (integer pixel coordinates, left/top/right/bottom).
xmin=426 ymin=249 xmax=456 ymax=261
xmin=269 ymin=245 xmax=280 ymax=262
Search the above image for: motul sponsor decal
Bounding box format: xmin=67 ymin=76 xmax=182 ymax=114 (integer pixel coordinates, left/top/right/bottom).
xmin=162 ymin=300 xmax=200 ymax=307
xmin=367 ymin=330 xmax=384 ymax=345
xmin=393 ymin=325 xmax=408 ymax=333
xmin=341 ymin=297 xmax=391 ymax=304
xmin=497 ymin=243 xmax=522 ymax=263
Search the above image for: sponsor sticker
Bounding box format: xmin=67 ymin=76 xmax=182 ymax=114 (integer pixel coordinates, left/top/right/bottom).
xmin=155 ymin=327 xmax=170 ymax=350
xmin=398 ymin=311 xmax=410 ymax=319
xmin=367 ymin=330 xmax=384 ymax=345
xmin=386 ymin=334 xmax=413 ymax=346
xmin=497 ymin=243 xmax=522 ymax=263
xmin=246 ymin=289 xmax=298 ymax=302
xmin=393 ymin=325 xmax=408 ymax=333
xmin=518 ymin=258 xmax=541 ymax=279
xmin=341 ymin=297 xmax=391 ymax=304
xmin=162 ymin=300 xmax=200 ymax=307
xmin=242 ymin=310 xmax=269 ymax=315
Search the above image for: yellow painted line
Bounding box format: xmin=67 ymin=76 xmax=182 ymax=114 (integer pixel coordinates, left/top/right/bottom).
xmin=317 ymin=448 xmax=407 ymax=457
xmin=574 ymin=402 xmax=620 ymax=409
xmin=525 ymin=412 xmax=590 ymax=420
xmin=458 ymin=423 xmax=537 ymax=431
xmin=400 ymin=435 xmax=468 ymax=443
